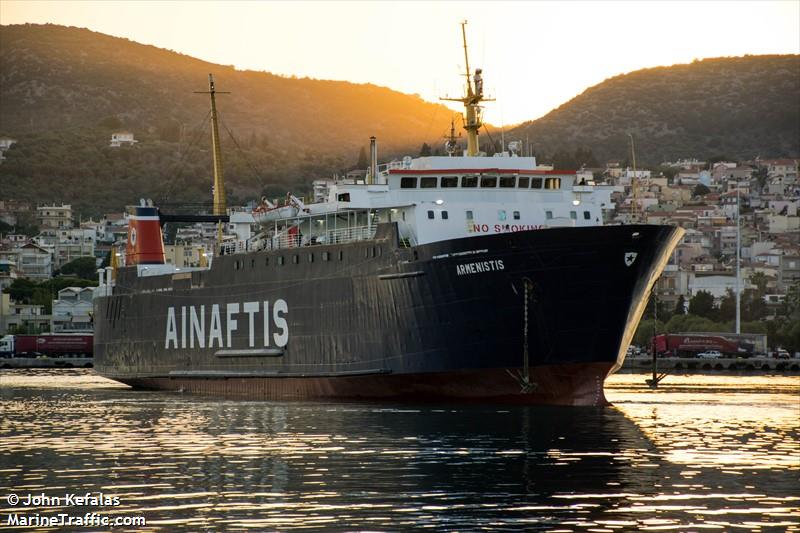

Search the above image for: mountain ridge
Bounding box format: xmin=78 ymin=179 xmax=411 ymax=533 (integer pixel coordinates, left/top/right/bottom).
xmin=1 ymin=24 xmax=797 ymax=216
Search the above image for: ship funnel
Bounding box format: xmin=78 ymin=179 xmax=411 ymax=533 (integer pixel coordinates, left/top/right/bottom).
xmin=369 ymin=136 xmax=378 ymax=185
xmin=125 ymin=203 xmax=165 ymax=266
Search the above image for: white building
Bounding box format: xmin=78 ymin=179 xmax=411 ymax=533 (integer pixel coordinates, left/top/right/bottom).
xmin=51 ymin=287 xmax=95 ymax=333
xmin=110 ymin=132 xmax=138 ymax=148
xmin=37 ymin=204 xmax=73 ymax=230
xmin=17 ymin=242 xmax=53 ymax=280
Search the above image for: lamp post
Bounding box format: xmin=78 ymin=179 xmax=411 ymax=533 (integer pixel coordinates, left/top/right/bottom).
xmin=735 ymin=184 xmax=741 ymax=334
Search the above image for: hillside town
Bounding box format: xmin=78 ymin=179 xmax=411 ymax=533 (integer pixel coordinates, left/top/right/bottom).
xmin=0 ymin=155 xmax=798 ymax=353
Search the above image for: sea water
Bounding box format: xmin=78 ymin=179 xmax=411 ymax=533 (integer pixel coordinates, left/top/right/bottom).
xmin=1 ymin=369 xmax=797 ymax=531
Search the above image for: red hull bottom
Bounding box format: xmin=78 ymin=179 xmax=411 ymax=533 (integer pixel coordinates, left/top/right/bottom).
xmin=117 ymin=362 xmax=614 ymax=406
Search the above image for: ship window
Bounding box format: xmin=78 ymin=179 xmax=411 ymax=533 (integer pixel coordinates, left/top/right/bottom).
xmin=441 ymin=176 xmax=458 ymax=188
xmin=442 ymin=211 xmax=449 ymax=220
xmin=466 ymin=210 xmax=474 ymax=220
xmin=401 ymin=177 xmax=417 ymax=189
xmin=518 ymin=177 xmax=530 ymax=188
xmin=545 ymin=178 xmax=561 ymax=190
xmin=480 ymin=176 xmax=497 ymax=188
xmin=420 ymin=177 xmax=437 ymax=188
xmin=499 ymin=176 xmax=516 ymax=188
xmin=371 ymin=247 xmax=377 ymax=258
xmin=338 ymin=250 xmax=343 ymax=261
xmin=337 ymin=193 xmax=350 ymax=202
xmin=251 ymin=259 xmax=255 ymax=268
xmin=545 ymin=211 xmax=553 ymax=220
xmin=498 ymin=210 xmax=507 ymax=221
xmin=308 ymin=253 xmax=314 ymax=263
xmin=402 ymin=211 xmax=406 ymax=221
xmin=265 ymin=257 xmax=269 ymax=266
xmin=513 ymin=211 xmax=520 ymax=220
xmin=461 ymin=175 xmax=478 ymax=188
xmin=570 ymin=211 xmax=577 ymax=220
xmin=584 ymin=211 xmax=591 ymax=220
xmin=322 ymin=251 xmax=330 ymax=261
xmin=278 ymin=256 xmax=285 ymax=265
xmin=427 ymin=210 xmax=434 ymax=219
xmin=378 ymin=247 xmax=382 ymax=257
xmin=292 ymin=255 xmax=299 ymax=264
xmin=364 ymin=247 xmax=369 ymax=258
xmin=531 ymin=178 xmax=543 ymax=189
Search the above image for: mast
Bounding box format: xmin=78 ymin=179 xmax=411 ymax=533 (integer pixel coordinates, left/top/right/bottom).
xmin=195 ymin=74 xmax=230 ymax=246
xmin=441 ymin=21 xmax=493 ymax=156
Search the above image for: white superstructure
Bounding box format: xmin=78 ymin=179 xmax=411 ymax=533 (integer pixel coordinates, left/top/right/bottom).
xmin=249 ymin=152 xmax=607 ymax=251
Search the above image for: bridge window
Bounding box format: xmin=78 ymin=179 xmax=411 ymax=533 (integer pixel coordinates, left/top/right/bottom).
xmin=518 ymin=177 xmax=530 ymax=188
xmin=427 ymin=210 xmax=434 ymax=219
xmin=513 ymin=211 xmax=520 ymax=220
xmin=480 ymin=176 xmax=497 ymax=188
xmin=499 ymin=176 xmax=516 ymax=188
xmin=531 ymin=178 xmax=543 ymax=189
xmin=420 ymin=177 xmax=437 ymax=188
xmin=584 ymin=211 xmax=591 ymax=220
xmin=442 ymin=211 xmax=449 ymax=220
xmin=441 ymin=176 xmax=458 ymax=188
xmin=545 ymin=211 xmax=553 ymax=220
xmin=545 ymin=178 xmax=561 ymax=190
xmin=337 ymin=193 xmax=351 ymax=202
xmin=462 ymin=175 xmax=478 ymax=188
xmin=400 ymin=177 xmax=417 ymax=189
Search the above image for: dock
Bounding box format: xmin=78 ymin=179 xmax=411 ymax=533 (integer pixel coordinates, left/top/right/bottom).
xmin=0 ymin=357 xmax=94 ymax=369
xmin=623 ymin=356 xmax=800 ymax=372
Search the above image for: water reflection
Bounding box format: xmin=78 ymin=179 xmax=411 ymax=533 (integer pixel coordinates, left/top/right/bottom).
xmin=0 ymin=370 xmax=798 ymax=531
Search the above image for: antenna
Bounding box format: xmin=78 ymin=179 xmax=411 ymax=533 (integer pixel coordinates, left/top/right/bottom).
xmin=444 ymin=116 xmax=461 ymax=156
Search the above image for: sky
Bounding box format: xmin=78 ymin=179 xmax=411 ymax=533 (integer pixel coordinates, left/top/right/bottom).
xmin=2 ymin=0 xmax=799 ymax=125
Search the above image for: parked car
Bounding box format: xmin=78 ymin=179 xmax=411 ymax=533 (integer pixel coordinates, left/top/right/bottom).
xmin=697 ymin=350 xmax=723 ymax=359
xmin=775 ymin=348 xmax=790 ymax=359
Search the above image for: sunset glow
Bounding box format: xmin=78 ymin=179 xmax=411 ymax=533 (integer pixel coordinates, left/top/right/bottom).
xmin=1 ymin=0 xmax=799 ymax=125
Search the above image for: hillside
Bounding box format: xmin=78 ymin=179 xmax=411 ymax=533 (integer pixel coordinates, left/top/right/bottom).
xmin=507 ymin=55 xmax=800 ymax=165
xmin=0 ymin=24 xmax=455 ymax=214
xmin=0 ymin=24 xmax=798 ymax=217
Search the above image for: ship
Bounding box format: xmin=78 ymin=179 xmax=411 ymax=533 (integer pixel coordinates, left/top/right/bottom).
xmin=93 ymin=23 xmax=683 ymax=405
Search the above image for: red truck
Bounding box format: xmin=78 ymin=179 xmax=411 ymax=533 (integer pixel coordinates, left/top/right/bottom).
xmin=652 ymin=334 xmax=751 ymax=357
xmin=0 ymin=334 xmax=93 ymax=358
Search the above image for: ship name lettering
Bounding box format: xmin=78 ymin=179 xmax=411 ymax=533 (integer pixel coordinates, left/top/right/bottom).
xmin=165 ymin=299 xmax=289 ymax=350
xmin=456 ymin=259 xmax=505 ymax=276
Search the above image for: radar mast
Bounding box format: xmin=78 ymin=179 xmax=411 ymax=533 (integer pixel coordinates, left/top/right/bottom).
xmin=441 ymin=21 xmax=494 ymax=156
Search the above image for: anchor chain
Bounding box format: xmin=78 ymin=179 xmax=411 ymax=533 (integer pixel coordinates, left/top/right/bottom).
xmin=507 ymin=278 xmax=537 ymax=393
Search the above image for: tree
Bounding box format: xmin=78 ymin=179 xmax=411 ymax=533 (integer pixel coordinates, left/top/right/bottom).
xmin=688 ymin=290 xmax=716 ymax=318
xmin=674 ymin=295 xmax=686 ymax=316
xmin=59 ymin=256 xmax=98 ymax=280
xmin=749 ymin=271 xmax=769 ymax=295
xmin=692 ymin=183 xmax=711 ymax=197
xmin=718 ymin=288 xmax=736 ymax=322
xmin=356 ymin=146 xmax=368 ymax=169
xmin=419 ymin=143 xmax=432 ymax=157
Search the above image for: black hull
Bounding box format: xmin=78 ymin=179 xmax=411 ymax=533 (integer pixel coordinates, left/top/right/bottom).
xmin=94 ymin=223 xmax=683 ymax=406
